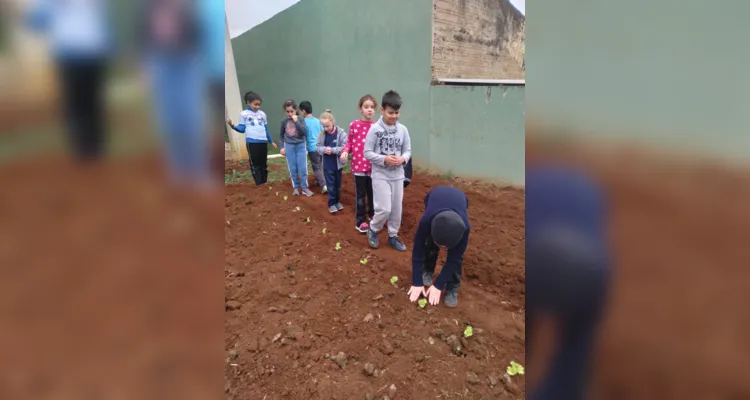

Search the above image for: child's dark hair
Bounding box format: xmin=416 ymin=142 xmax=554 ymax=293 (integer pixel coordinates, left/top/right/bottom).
xmin=358 ymin=94 xmax=377 ymax=109
xmin=299 ymin=101 xmax=313 ymax=114
xmin=283 ymin=99 xmax=298 ymax=110
xmin=381 ymin=90 xmax=402 ymax=111
xmin=244 ymin=91 xmax=262 ymax=104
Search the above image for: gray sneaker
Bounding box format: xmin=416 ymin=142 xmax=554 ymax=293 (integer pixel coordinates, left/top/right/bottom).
xmin=328 ymin=205 xmax=338 ymax=214
xmin=301 ymin=188 xmax=314 ymax=197
xmin=388 ymin=236 xmax=407 ymax=252
xmin=292 ymin=188 xmax=300 ymax=196
xmin=335 ymin=203 xmax=344 ymax=211
xmin=367 ymin=228 xmax=379 ymax=249
xmin=444 ymin=289 xmax=459 ymax=308
xmin=422 ymin=272 xmax=434 ymax=287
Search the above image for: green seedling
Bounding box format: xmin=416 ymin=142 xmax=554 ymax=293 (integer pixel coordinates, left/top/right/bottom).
xmin=390 ymin=276 xmax=398 ymax=285
xmin=507 ymin=361 xmax=525 ymax=376
xmin=283 ymin=195 xmax=288 ymax=201
xmin=463 ymin=326 xmax=473 ymax=338
xmin=269 ymin=186 xmax=272 ymax=190
xmin=306 ymin=217 xmax=311 ymax=223
xmin=322 ymin=228 xmax=327 ymax=234
xmin=295 ymin=206 xmax=301 ymax=211
xmin=335 ymin=242 xmax=342 ymax=251
xmin=418 ymin=298 xmax=427 ymax=308
xmin=360 ymin=258 xmax=368 ymax=265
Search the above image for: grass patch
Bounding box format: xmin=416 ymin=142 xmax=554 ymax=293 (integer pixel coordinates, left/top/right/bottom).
xmin=225 ymin=156 xmax=351 ymax=184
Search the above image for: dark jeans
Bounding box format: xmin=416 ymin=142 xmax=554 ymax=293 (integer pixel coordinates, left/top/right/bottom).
xmin=246 ymin=142 xmax=268 ymax=185
xmin=354 ymin=175 xmax=374 ymax=225
xmin=324 ymin=169 xmax=342 ymax=206
xmin=307 ymin=151 xmax=325 ymax=187
xmin=423 ymin=238 xmax=462 ymax=292
xmin=57 ymin=58 xmax=107 ymax=162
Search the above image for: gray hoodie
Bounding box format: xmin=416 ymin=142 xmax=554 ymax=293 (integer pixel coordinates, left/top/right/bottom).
xmin=364 ymin=117 xmax=412 ymax=181
xmin=316 ymin=126 xmax=349 ymax=170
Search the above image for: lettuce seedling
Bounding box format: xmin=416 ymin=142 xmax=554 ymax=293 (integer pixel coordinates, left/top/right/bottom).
xmin=322 ymin=228 xmax=327 ymax=234
xmin=360 ymin=258 xmax=368 ymax=265
xmin=507 ymin=361 xmax=524 ymax=376
xmin=463 ymin=326 xmax=473 ymax=338
xmin=295 ymin=206 xmax=301 ymax=211
xmin=306 ymin=217 xmax=311 ymax=223
xmin=418 ymin=298 xmax=427 ymax=308
xmin=283 ymin=195 xmax=288 ymax=201
xmin=390 ymin=276 xmax=398 ymax=285
xmin=335 ymin=242 xmax=341 ymax=251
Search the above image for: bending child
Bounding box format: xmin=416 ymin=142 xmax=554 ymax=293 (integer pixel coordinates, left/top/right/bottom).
xmin=279 ymin=99 xmax=312 ymax=196
xmin=317 ymin=110 xmax=348 ymax=213
xmin=363 ymin=90 xmax=412 ymax=252
xmin=341 ymin=94 xmax=377 ymax=233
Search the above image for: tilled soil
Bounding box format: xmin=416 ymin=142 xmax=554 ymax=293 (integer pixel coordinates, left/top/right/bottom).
xmin=224 ymin=162 xmax=526 ymax=400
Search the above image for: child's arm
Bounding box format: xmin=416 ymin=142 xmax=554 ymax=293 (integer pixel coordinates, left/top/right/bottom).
xmin=264 ymin=124 xmax=275 ymax=145
xmin=364 ymin=126 xmax=387 ymax=166
xmin=410 ymin=218 xmax=430 ymax=286
xmin=228 ymin=112 xmax=247 ymax=133
xmin=316 ymin=130 xmax=326 ymax=156
xmin=331 ymin=129 xmax=348 ymax=154
xmin=342 ymin=123 xmax=355 ymax=154
xmin=400 ymin=127 xmax=412 ymax=164
xmin=432 ymin=232 xmax=470 ymax=291
xmin=295 ymin=119 xmax=308 ymax=137
xmin=279 ymin=119 xmax=286 ymax=145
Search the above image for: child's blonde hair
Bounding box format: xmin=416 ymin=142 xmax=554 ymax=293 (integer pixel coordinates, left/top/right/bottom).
xmin=320 ymin=109 xmax=336 ymax=125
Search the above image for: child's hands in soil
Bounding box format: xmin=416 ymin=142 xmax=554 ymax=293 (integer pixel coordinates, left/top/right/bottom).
xmin=408 ymin=286 xmax=425 ymax=302
xmin=280 ymin=148 xmax=286 ymax=156
xmin=340 ymin=151 xmax=348 ymax=161
xmin=425 ymin=286 xmax=442 ymax=305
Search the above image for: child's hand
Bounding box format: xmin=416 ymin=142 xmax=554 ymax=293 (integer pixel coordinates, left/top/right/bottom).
xmin=340 ymin=151 xmax=348 ymax=161
xmin=226 ymin=118 xmax=233 ymax=126
xmin=325 ymin=147 xmax=332 ymax=155
xmin=407 ymin=286 xmax=425 ymax=302
xmin=425 ymin=286 xmax=442 ymax=306
xmin=280 ymin=148 xmax=286 ymax=156
xmin=292 ymin=114 xmax=298 ymax=122
xmin=272 ymin=142 xmax=278 ymax=149
xmin=385 ymin=155 xmax=399 ymax=166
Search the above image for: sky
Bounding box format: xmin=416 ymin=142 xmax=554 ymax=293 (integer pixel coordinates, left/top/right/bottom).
xmin=226 ymin=0 xmax=525 ymax=39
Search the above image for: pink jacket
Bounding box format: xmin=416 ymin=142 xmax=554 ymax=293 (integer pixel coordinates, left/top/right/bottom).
xmin=343 ymin=119 xmax=375 ymax=174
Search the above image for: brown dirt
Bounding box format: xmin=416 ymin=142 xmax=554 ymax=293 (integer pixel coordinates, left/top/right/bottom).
xmin=224 ymin=161 xmax=526 ymax=400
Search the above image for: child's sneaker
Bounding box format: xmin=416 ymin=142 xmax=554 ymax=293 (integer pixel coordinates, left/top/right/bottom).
xmin=292 ymin=188 xmax=300 ymax=196
xmin=355 ymin=222 xmax=369 ymax=233
xmin=321 ymin=185 xmax=328 ymax=194
xmin=444 ymin=289 xmax=459 ymax=307
xmin=328 ymin=205 xmax=338 ymax=214
xmin=302 ymin=188 xmax=314 ymax=197
xmin=335 ymin=203 xmax=344 ymax=211
xmin=367 ymin=228 xmax=379 ymax=249
xmin=388 ymin=236 xmax=407 ymax=252
xmin=422 ymin=272 xmax=434 ymax=287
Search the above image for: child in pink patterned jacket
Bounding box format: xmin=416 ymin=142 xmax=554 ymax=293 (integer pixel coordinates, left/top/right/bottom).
xmin=341 ymin=94 xmax=378 ymax=233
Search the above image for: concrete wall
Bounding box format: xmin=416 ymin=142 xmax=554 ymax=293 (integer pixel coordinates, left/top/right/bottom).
xmin=432 ymin=0 xmax=525 ymax=80
xmin=231 ymin=0 xmax=525 ymax=184
xmin=429 ymin=85 xmax=525 ymax=184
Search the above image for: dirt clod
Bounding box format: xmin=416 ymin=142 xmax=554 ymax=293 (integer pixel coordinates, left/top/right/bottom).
xmin=333 ymin=352 xmax=347 ymax=368
xmin=363 ymin=362 xmax=376 ymax=376
xmin=225 ymin=300 xmax=241 ymax=310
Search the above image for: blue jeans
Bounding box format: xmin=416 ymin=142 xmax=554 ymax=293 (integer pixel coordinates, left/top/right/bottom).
xmin=284 ymin=142 xmax=308 ymax=189
xmin=324 ymin=169 xmax=342 ymax=206
xmin=146 ymin=54 xmax=208 ymax=185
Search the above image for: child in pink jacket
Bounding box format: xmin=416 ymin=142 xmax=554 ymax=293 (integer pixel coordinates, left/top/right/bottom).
xmin=341 ymin=94 xmax=378 ymax=233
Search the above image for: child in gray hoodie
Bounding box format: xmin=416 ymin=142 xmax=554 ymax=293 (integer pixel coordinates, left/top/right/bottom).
xmin=363 ymin=90 xmax=412 ymax=252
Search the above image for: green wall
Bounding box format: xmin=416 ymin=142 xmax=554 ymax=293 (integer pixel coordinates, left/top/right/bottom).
xmin=429 ymin=85 xmax=525 ymax=185
xmin=231 ymin=0 xmax=525 ymax=184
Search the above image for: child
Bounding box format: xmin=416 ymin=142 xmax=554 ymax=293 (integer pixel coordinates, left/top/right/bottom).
xmin=341 ymin=94 xmax=377 ymax=233
xmin=317 ymin=110 xmax=348 ymax=213
xmin=407 ymin=185 xmax=470 ymax=308
xmin=363 ymin=90 xmax=412 ymax=252
xmin=299 ymin=100 xmax=327 ymax=193
xmin=226 ymin=91 xmax=278 ymax=186
xmin=279 ymin=99 xmax=313 ymax=196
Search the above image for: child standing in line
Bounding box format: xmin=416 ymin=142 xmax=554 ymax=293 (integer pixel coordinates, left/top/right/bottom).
xmin=364 ymin=90 xmax=412 ymax=252
xmin=226 ymin=91 xmax=278 ymax=186
xmin=300 ymin=101 xmax=327 ymax=193
xmin=340 ymin=94 xmax=377 ymax=233
xmin=317 ymin=110 xmax=348 ymax=213
xmin=279 ymin=99 xmax=313 ymax=196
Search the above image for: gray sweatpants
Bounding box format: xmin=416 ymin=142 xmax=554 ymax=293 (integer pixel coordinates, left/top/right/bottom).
xmin=370 ymin=179 xmax=404 ymax=237
xmin=307 ymin=151 xmax=325 ymax=187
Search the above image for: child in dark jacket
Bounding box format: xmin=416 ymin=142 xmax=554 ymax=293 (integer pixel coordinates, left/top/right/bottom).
xmin=317 ymin=110 xmax=348 ymax=213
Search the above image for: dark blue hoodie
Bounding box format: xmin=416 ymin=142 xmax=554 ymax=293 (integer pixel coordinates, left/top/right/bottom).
xmin=526 ymin=163 xmax=611 ymax=400
xmin=411 ymin=186 xmax=470 ymax=290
